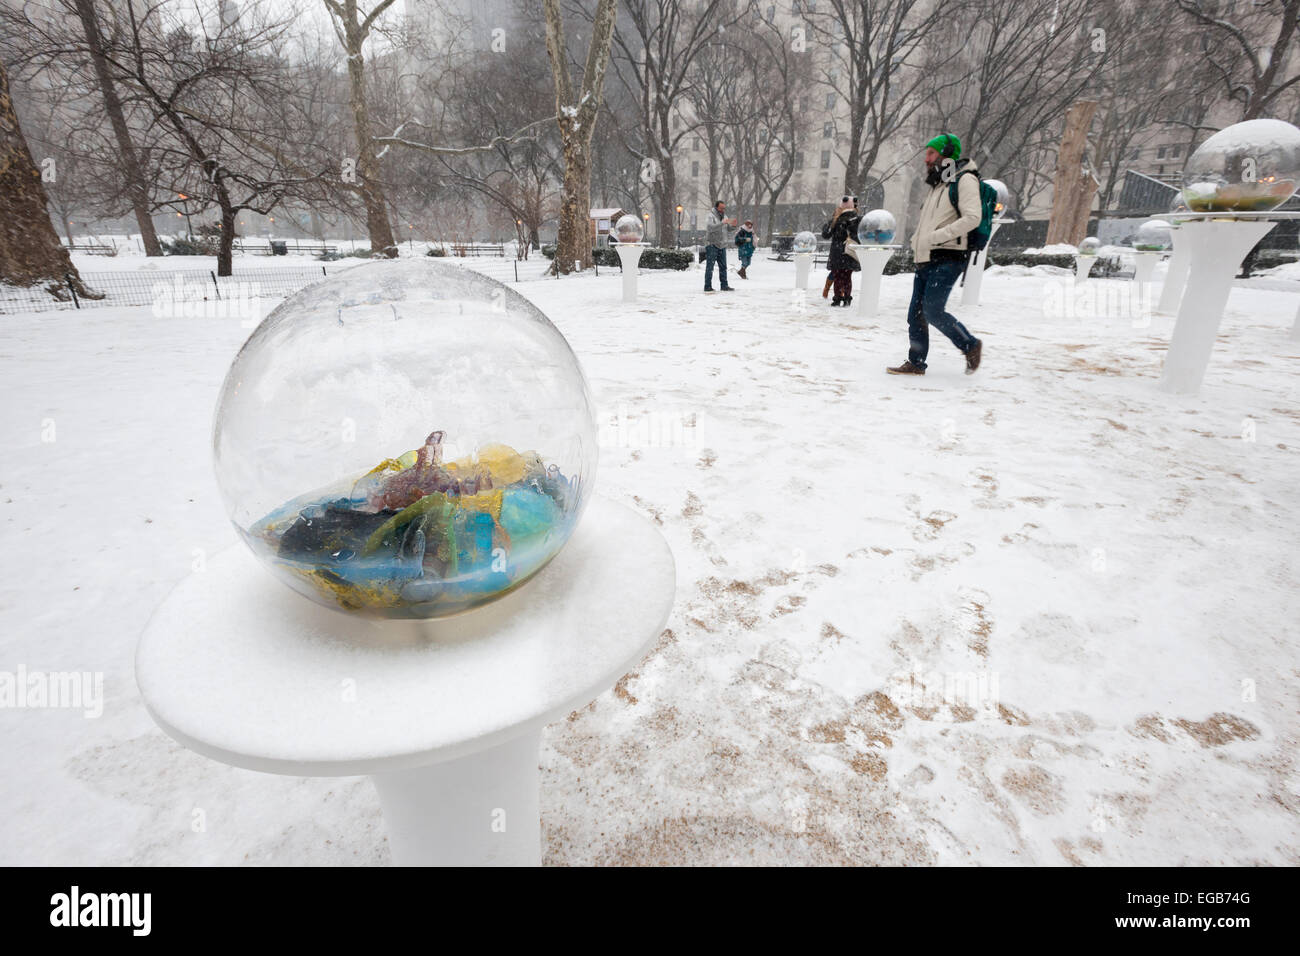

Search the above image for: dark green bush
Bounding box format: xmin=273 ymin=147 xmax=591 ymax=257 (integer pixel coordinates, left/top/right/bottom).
xmin=161 ymin=236 xmax=219 ymax=256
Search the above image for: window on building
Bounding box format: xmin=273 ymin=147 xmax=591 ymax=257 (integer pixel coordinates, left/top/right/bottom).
xmin=1171 ymin=145 xmax=1181 ymax=158
xmin=691 ymin=161 xmax=700 ymax=177
xmin=825 ymin=92 xmax=835 ymax=110
xmin=820 ymin=149 xmax=831 ymax=169
xmin=823 ymin=122 xmax=833 ymax=138
xmin=795 ymin=151 xmax=804 ymax=169
xmin=1157 ymin=146 xmax=1166 ymax=159
xmin=693 ymin=137 xmax=701 ymax=152
xmin=800 ymin=96 xmax=810 ymax=113
xmin=1129 ymin=146 xmax=1140 ymax=160
xmin=767 ymin=4 xmax=775 ymax=21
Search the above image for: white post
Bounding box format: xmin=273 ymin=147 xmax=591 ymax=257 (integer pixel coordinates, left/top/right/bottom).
xmin=1075 ymin=255 xmax=1095 ymax=281
xmin=794 ymin=251 xmax=812 ymax=290
xmin=371 ymin=729 xmax=542 ymax=866
xmin=1292 ymin=299 xmax=1300 ymax=341
xmin=1133 ymin=251 xmax=1160 ymax=285
xmin=1159 ymin=218 xmax=1275 ymax=395
xmin=1157 ymin=225 xmax=1191 ymax=315
xmin=855 ymin=246 xmax=895 ymax=319
xmin=614 ymin=243 xmax=646 ymax=303
xmin=961 ymin=220 xmax=1003 ymax=307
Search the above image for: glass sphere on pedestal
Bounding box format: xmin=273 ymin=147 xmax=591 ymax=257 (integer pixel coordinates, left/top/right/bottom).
xmin=983 ymin=178 xmax=1012 ymax=214
xmin=1079 ymin=236 xmax=1101 ymax=255
xmin=1181 ymin=118 xmax=1300 ymax=213
xmin=1135 ymin=219 xmax=1172 ymax=251
xmin=613 ymin=214 xmax=645 ymax=244
xmin=793 ymin=230 xmax=817 ymax=254
xmin=856 ymin=209 xmax=897 ymax=245
xmin=213 ymin=259 xmax=598 ymax=619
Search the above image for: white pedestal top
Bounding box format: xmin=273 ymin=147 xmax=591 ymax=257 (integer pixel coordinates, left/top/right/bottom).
xmin=136 ymin=496 xmax=675 ymax=776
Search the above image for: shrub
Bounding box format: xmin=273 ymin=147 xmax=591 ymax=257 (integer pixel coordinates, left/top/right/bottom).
xmin=161 ymin=236 xmax=219 ymax=256
xmin=426 ymin=245 xmax=448 ymax=257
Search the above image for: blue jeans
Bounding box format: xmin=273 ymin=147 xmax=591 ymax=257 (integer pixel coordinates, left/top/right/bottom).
xmin=704 ymin=244 xmax=730 ymax=290
xmin=737 ymin=246 xmax=753 ymax=268
xmin=907 ymin=257 xmax=978 ymax=370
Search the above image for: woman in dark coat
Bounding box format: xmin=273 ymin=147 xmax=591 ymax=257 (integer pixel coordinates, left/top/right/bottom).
xmin=821 ymin=198 xmax=861 ymax=307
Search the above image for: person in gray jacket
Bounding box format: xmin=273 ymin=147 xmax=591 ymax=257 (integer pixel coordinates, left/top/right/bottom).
xmin=703 ymin=200 xmax=737 ymax=292
xmin=887 ymin=133 xmax=983 ymax=376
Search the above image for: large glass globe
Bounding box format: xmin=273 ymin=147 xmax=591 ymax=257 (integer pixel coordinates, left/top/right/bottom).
xmin=984 ymin=178 xmax=1012 ymax=214
xmin=1079 ymin=236 xmax=1101 ymax=255
xmin=613 ymin=214 xmax=645 ymax=243
xmin=1135 ymin=219 xmax=1172 ymax=251
xmin=856 ymin=209 xmax=897 ymax=245
xmin=793 ymin=230 xmax=817 ymax=254
xmin=212 ymin=259 xmax=598 ymax=619
xmin=1181 ymin=119 xmax=1300 ymax=213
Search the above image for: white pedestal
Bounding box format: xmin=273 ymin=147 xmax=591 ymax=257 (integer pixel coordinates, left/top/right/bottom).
xmin=1293 ymin=300 xmax=1300 ymax=342
xmin=794 ymin=251 xmax=812 ymax=290
xmin=1157 ymin=225 xmax=1190 ymax=315
xmin=135 ymin=496 xmax=676 ymax=866
xmin=961 ymin=219 xmax=1004 ymax=307
xmin=850 ymin=245 xmax=898 ymax=319
xmin=1133 ymin=251 xmax=1160 ymax=285
xmin=1159 ymin=218 xmax=1275 ymax=395
xmin=1075 ymin=255 xmax=1096 ymax=280
xmin=615 ymin=243 xmax=647 ymax=303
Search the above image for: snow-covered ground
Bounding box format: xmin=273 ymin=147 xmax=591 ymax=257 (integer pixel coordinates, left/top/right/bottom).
xmin=2 ymin=252 xmax=1298 ymax=865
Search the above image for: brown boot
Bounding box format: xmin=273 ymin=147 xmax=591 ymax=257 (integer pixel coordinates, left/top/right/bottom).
xmin=738 ymin=266 xmax=747 ymax=279
xmin=964 ymin=340 xmax=982 ymax=375
xmin=887 ymin=361 xmax=925 ymax=375
xmin=822 ymin=275 xmax=833 ymax=298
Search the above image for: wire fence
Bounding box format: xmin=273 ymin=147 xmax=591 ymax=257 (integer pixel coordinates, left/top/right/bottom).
xmin=1 ymin=256 xmax=555 ymax=316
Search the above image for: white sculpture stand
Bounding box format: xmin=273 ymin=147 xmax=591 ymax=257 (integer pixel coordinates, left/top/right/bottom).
xmin=845 ymin=243 xmax=899 ymax=318
xmin=1154 ymin=213 xmax=1280 ymax=395
xmin=614 ymin=242 xmax=648 ymax=303
xmin=1293 ymin=300 xmax=1300 ymax=342
xmin=1132 ymin=251 xmax=1160 ymax=285
xmin=1075 ymin=254 xmax=1096 ymax=281
xmin=1157 ymin=225 xmax=1190 ymax=315
xmin=961 ymin=218 xmax=1007 ymax=307
xmin=136 ymin=496 xmax=675 ymax=866
xmin=793 ymin=251 xmax=812 ymax=290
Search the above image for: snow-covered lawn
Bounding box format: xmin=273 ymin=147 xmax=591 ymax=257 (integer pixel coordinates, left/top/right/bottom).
xmin=2 ymin=255 xmax=1297 ymax=865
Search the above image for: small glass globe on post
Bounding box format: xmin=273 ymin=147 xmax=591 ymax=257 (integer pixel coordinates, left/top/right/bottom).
xmin=856 ymin=209 xmax=897 ymax=245
xmin=793 ymin=230 xmax=817 ymax=254
xmin=1135 ymin=219 xmax=1172 ymax=251
xmin=983 ymin=178 xmax=1012 ymax=215
xmin=1079 ymin=236 xmax=1102 ymax=255
xmin=613 ymin=214 xmax=645 ymax=244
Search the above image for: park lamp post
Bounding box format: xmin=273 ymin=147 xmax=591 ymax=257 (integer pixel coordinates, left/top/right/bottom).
xmin=675 ymin=204 xmax=683 ymax=248
xmin=177 ymin=193 xmax=194 ymax=240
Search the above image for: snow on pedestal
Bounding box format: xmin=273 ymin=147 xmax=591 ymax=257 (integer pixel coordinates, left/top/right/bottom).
xmin=1157 ymin=225 xmax=1191 ymax=315
xmin=793 ymin=252 xmax=812 ymax=291
xmin=1075 ymin=255 xmax=1096 ymax=281
xmin=1132 ymin=251 xmax=1160 ymax=286
xmin=849 ymin=244 xmax=899 ymax=319
xmin=614 ymin=243 xmax=648 ymax=303
xmin=961 ymin=219 xmax=1005 ymax=307
xmin=1158 ymin=217 xmax=1276 ymax=395
xmin=135 ymin=496 xmax=676 ymax=866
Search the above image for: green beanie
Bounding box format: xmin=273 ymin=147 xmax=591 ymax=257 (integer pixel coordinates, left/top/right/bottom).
xmin=926 ymin=133 xmax=961 ymax=161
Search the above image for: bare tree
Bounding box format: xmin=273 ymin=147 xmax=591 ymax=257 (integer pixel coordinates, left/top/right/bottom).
xmin=1177 ymin=0 xmax=1300 ymax=120
xmin=542 ymin=0 xmax=618 ymax=273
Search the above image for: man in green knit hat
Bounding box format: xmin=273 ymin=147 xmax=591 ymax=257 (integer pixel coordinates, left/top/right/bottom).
xmin=887 ymin=132 xmax=984 ymax=376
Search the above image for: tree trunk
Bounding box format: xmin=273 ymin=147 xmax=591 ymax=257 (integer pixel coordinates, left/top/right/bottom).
xmin=1046 ymin=100 xmax=1099 ymax=246
xmin=71 ymin=0 xmax=162 ymax=257
xmin=656 ymin=161 xmax=677 ymax=249
xmin=218 ymin=203 xmax=237 ymax=277
xmin=340 ymin=10 xmax=397 ymax=258
xmin=543 ymin=0 xmax=616 ymax=274
xmin=0 ymin=57 xmax=95 ymax=298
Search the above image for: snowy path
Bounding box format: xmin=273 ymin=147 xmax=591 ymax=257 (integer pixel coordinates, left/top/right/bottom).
xmin=1 ymin=259 xmax=1297 ymax=865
